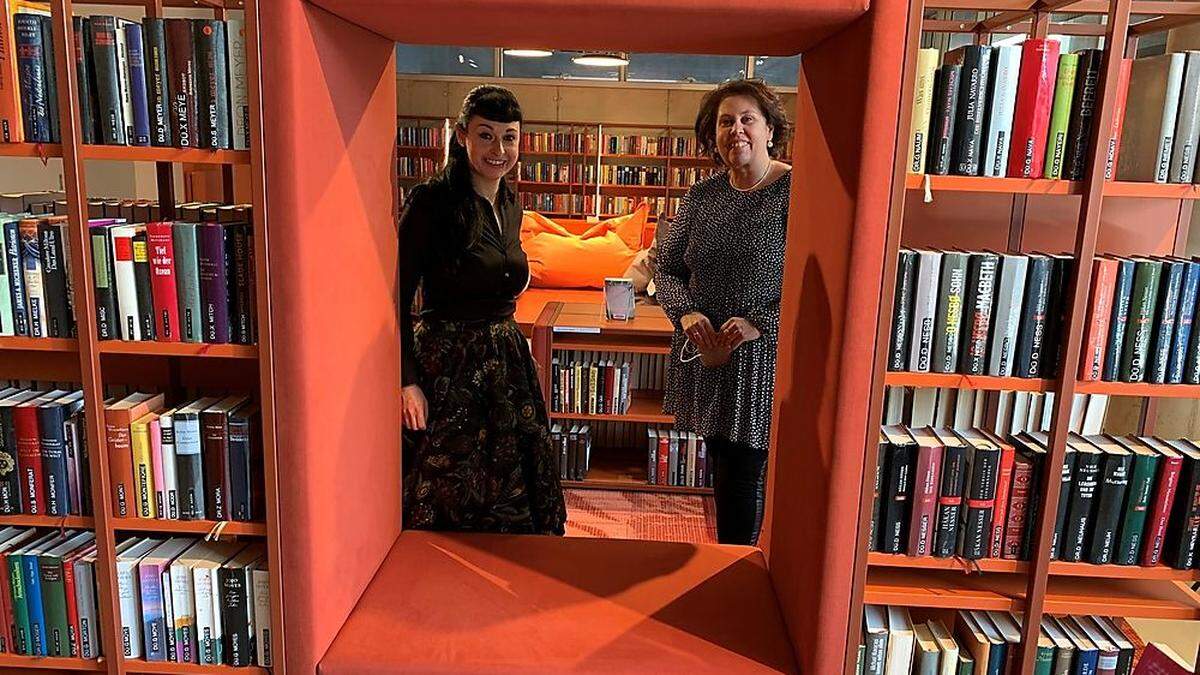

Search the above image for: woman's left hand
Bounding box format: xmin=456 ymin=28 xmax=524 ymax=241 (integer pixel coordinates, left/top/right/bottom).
xmin=720 ymin=317 xmax=761 ymax=350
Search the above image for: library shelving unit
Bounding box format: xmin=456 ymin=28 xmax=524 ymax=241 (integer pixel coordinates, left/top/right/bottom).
xmin=853 ymin=1 xmax=1200 ymax=674
xmin=0 ymin=0 xmax=283 ymax=672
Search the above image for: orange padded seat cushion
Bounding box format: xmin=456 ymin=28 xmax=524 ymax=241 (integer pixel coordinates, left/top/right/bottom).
xmin=319 ymin=531 xmax=798 ymax=674
xmin=521 ymin=205 xmax=650 ymax=289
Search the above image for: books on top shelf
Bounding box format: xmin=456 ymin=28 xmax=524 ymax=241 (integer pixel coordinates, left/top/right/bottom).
xmin=105 ymin=392 xmax=262 ymax=524
xmin=889 ymin=249 xmax=1073 ymax=379
xmin=906 ymin=41 xmax=1128 ymax=180
xmin=116 ymin=536 xmax=271 ymax=666
xmin=396 ymin=124 xmax=443 ymax=148
xmin=551 ymin=355 xmax=633 ymax=416
xmin=1117 ymin=50 xmax=1200 ymax=185
xmin=522 ymin=129 xmax=594 ymax=154
xmin=1079 ymin=255 xmax=1200 ymax=384
xmin=860 ymin=606 xmax=1148 ymax=675
xmin=0 ymin=387 xmax=93 ymax=518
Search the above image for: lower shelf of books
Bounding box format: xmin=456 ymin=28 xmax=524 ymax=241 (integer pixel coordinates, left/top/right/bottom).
xmin=0 ymin=654 xmax=102 ymax=670
xmin=560 ymin=445 xmax=713 ymax=496
xmin=124 ymin=661 xmax=269 ymax=674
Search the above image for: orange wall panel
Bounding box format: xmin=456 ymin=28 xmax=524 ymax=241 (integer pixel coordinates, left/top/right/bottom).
xmin=257 ymin=1 xmax=402 ymax=672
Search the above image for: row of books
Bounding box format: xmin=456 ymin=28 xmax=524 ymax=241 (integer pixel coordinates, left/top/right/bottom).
xmin=550 ymin=351 xmax=667 ymax=416
xmin=89 ymin=219 xmax=255 ymax=344
xmin=0 ymin=213 xmax=74 ymax=338
xmin=861 ymin=605 xmax=1178 ymax=675
xmin=907 ymin=41 xmax=1127 ymax=180
xmin=0 ymin=388 xmax=91 ymax=517
xmin=550 ymin=424 xmax=590 ymax=481
xmin=105 ymin=392 xmax=262 ymax=523
xmin=116 ymin=536 xmax=270 ymax=666
xmin=11 ymin=15 xmax=249 ymax=149
xmin=669 ymin=166 xmax=716 ymax=187
xmin=396 ymin=156 xmax=439 ymax=178
xmin=396 ymin=125 xmax=442 ymax=148
xmin=598 ymin=165 xmax=668 ymax=186
xmin=882 ymin=386 xmax=1111 ymax=439
xmin=646 ymin=428 xmax=712 ymax=488
xmin=522 ymin=130 xmax=595 ymax=154
xmin=1119 ymin=51 xmax=1200 ymax=184
xmin=79 ymin=198 xmax=250 ymax=225
xmin=890 ymin=250 xmax=1072 ymax=378
xmin=0 ymin=528 xmax=102 ymax=657
xmin=519 ymin=161 xmax=578 ymax=184
xmin=1080 ymin=255 xmax=1200 ymax=384
xmin=873 ymin=426 xmax=1200 ymax=570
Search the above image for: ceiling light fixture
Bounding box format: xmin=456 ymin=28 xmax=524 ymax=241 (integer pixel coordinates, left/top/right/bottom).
xmin=504 ymin=48 xmax=554 ymax=58
xmin=572 ymin=51 xmax=629 ymax=67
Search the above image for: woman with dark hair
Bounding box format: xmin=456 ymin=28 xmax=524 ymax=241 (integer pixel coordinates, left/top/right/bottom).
xmin=655 ymin=79 xmax=791 ymax=546
xmin=399 ymin=85 xmax=566 ymax=535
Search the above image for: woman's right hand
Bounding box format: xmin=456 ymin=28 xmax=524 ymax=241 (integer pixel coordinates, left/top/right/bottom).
xmin=681 ymin=312 xmax=719 ymax=350
xmin=402 ymin=384 xmax=429 ymax=430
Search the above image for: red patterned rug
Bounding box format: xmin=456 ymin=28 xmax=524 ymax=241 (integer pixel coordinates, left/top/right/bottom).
xmin=564 ymin=489 xmax=717 ymax=544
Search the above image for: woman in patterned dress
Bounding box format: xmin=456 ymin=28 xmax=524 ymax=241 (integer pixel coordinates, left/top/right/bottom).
xmin=399 ymin=85 xmax=566 ymax=534
xmin=655 ymin=79 xmax=791 ymax=546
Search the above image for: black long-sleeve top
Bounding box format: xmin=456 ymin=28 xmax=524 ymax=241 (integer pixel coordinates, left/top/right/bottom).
xmin=399 ymin=179 xmax=527 ymax=386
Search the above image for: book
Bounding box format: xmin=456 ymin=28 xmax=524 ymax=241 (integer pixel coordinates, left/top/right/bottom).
xmin=142 ymin=18 xmax=172 ymax=147
xmin=0 ymin=0 xmax=23 ymax=142
xmin=1083 ymin=434 xmax=1132 ymax=565
xmin=165 ymin=18 xmax=198 ymax=147
xmin=884 ymin=606 xmax=915 ymax=675
xmin=1064 ymin=48 xmax=1103 ymax=181
xmin=35 ymin=221 xmax=70 ymax=339
xmin=889 ymin=249 xmax=916 ymax=371
xmin=218 ymin=544 xmax=263 ymax=666
xmin=880 ymin=425 xmax=916 ymax=554
xmin=907 ymin=427 xmax=943 ymax=557
xmin=987 ymin=253 xmax=1028 ymax=377
xmin=131 ymin=411 xmax=159 ymax=519
xmin=1008 ymin=39 xmax=1061 ymax=178
xmin=13 ymin=13 xmax=49 ymax=142
xmin=1118 ymin=53 xmax=1186 ymax=183
xmin=252 ymin=556 xmax=270 ymax=666
xmin=89 ymin=223 xmax=119 ymax=340
xmin=927 ymin=65 xmax=961 ymax=176
xmin=1081 ymin=257 xmax=1118 ymax=380
xmin=194 ymin=20 xmax=230 ymax=149
xmin=139 ymin=538 xmax=192 ymax=661
xmin=132 ymin=229 xmax=155 ymax=339
xmin=146 ymin=222 xmax=180 ymax=341
xmin=172 ymin=221 xmax=203 ymax=343
xmin=1149 ymin=259 xmax=1186 ymax=383
xmin=1105 ymin=258 xmax=1137 ymax=381
xmin=1112 ymin=436 xmax=1160 ymax=566
xmin=1061 ymin=434 xmax=1103 ymax=562
xmin=197 ymin=222 xmax=231 ymax=343
xmin=19 ymin=218 xmax=45 ymax=337
xmin=960 ymin=252 xmax=999 ymax=375
xmin=932 ymin=428 xmax=967 ymax=557
xmin=105 ymin=392 xmax=165 ymax=518
xmin=982 ymin=45 xmax=1021 ymax=178
xmin=123 ymin=21 xmax=151 ymax=146
xmin=932 ymin=251 xmax=968 ymax=373
xmin=957 ymin=428 xmax=1001 ymax=559
xmin=226 ymin=18 xmax=248 ymax=150
xmin=1162 ymin=438 xmax=1200 ymax=568
xmin=1015 ymin=253 xmax=1052 ymax=378
xmin=116 ymin=537 xmax=161 ymax=658
xmin=1172 ymin=51 xmax=1200 ymax=183
xmin=1103 ymin=57 xmax=1133 ymax=180
xmin=1120 ymin=258 xmax=1163 ymax=383
xmin=945 ymin=45 xmax=992 ymax=175
xmin=1143 ymin=438 xmax=1184 ymax=566
xmin=113 ymin=18 xmax=135 ymax=147
xmin=2 ymin=218 xmax=26 ymax=335
xmin=1168 ymin=260 xmax=1200 ymax=383
xmin=38 ymin=390 xmax=83 ymax=517
xmin=1043 ymin=52 xmax=1079 ymax=179
xmin=913 ymin=623 xmax=940 ymax=675
xmin=89 ymin=16 xmax=124 ymax=145
xmin=110 ymin=224 xmax=141 ymax=340
xmin=908 ymin=249 xmax=942 ymax=372
xmin=1135 ymin=642 xmax=1192 ymax=674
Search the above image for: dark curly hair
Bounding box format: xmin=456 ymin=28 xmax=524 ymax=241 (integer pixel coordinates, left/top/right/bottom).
xmin=694 ymin=79 xmax=789 ymax=167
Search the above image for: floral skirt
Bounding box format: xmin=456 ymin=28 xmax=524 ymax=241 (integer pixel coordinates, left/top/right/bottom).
xmin=403 ymin=317 xmax=566 ymax=535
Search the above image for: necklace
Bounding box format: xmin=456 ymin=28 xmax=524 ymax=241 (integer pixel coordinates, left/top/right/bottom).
xmin=730 ymin=164 xmax=772 ymax=192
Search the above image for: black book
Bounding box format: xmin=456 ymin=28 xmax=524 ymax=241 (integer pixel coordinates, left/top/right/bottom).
xmin=14 ymin=13 xmax=51 ymax=143
xmin=1149 ymin=259 xmax=1186 ymax=384
xmin=1036 ymin=430 xmax=1077 ymax=560
xmin=1083 ymin=435 xmax=1132 ymax=565
xmin=0 ymin=390 xmax=41 ymax=514
xmin=73 ymin=17 xmax=97 ymax=146
xmin=1104 ymin=258 xmax=1137 ymax=381
xmin=37 ymin=221 xmax=71 ymax=339
xmin=888 ymin=250 xmax=917 ymax=371
xmin=132 ymin=230 xmax=155 ymax=340
xmin=1012 ymin=434 xmax=1047 ymax=560
xmin=142 ymin=18 xmax=172 ymax=147
xmin=37 ymin=391 xmax=84 ymax=517
xmin=228 ymin=222 xmax=254 ymax=344
xmin=879 ymin=425 xmax=917 ymax=554
xmin=1014 ymin=253 xmax=1053 ymax=378
xmin=932 ymin=251 xmax=969 ymax=373
xmin=193 ymin=20 xmax=230 ymax=149
xmin=1064 ymin=49 xmax=1103 ymax=181
xmin=1060 ymin=435 xmax=1102 ymax=563
xmin=957 ymin=428 xmax=1001 ymax=560
xmin=1039 ymin=254 xmax=1073 ymax=377
xmin=945 ymin=46 xmax=992 ymax=176
xmin=1163 ymin=439 xmax=1200 ymax=570
xmin=89 ymin=16 xmax=125 ymax=145
xmin=927 ymin=64 xmax=962 ymax=176
xmin=218 ymin=546 xmax=261 ymax=667
xmin=932 ymin=428 xmax=967 ymax=557
xmin=870 ymin=431 xmax=886 ymax=552
xmin=38 ymin=16 xmax=59 ymax=143
xmin=227 ymin=402 xmax=257 ymax=521
xmin=88 ymin=225 xmax=119 ymax=340
xmin=959 ymin=252 xmax=999 ymax=375
xmin=75 ymin=409 xmax=91 ymax=517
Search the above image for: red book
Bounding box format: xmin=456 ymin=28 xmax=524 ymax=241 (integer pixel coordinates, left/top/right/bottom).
xmin=1141 ymin=444 xmax=1183 ymax=567
xmin=985 ymin=431 xmax=1016 ymax=558
xmin=656 ymin=436 xmax=668 ymax=486
xmin=1080 ymin=257 xmax=1118 ymax=381
xmin=906 ymin=427 xmax=943 ymax=557
xmin=1133 ymin=643 xmax=1192 ymax=675
xmin=62 ymin=544 xmax=94 ymax=657
xmin=1003 ymin=453 xmax=1035 ymax=559
xmin=146 ymin=222 xmax=180 ymax=342
xmin=1104 ymin=57 xmax=1134 ymax=181
xmin=1007 ymin=39 xmax=1061 ymax=178
xmin=14 ymin=395 xmax=53 ymax=514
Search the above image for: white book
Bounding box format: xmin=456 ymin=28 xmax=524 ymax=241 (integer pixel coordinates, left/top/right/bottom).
xmin=1009 ymin=391 xmax=1030 ymax=436
xmin=1120 ymin=53 xmax=1186 ymax=183
xmin=1041 ymin=391 xmax=1056 ymax=431
xmin=982 ymin=45 xmax=1022 ymax=177
xmin=926 ymin=619 xmax=958 ymax=675
xmin=159 ymin=410 xmax=179 ymax=519
xmin=1081 ymin=393 xmax=1108 ymax=435
xmin=114 ymin=19 xmax=136 ymax=145
xmin=194 ymin=564 xmax=225 ymax=665
xmin=908 ymin=48 xmax=939 ymax=173
xmin=883 ymin=386 xmax=907 ymax=425
xmin=934 ymin=387 xmax=956 ymax=428
xmin=226 ymin=18 xmax=249 ymax=150
xmin=884 ymin=606 xmax=915 ymax=675
xmin=953 ymin=388 xmax=976 ymax=431
xmin=110 ymin=225 xmax=142 ymax=340
xmin=1172 ymin=51 xmax=1200 ymax=183
xmin=20 ymin=221 xmax=46 ymax=337
xmin=75 ymin=550 xmax=100 ymax=659
xmin=1069 ymin=393 xmax=1089 ymax=433
xmin=909 ymin=387 xmax=937 ymax=428
xmin=117 ymin=537 xmax=163 ymax=658
xmin=252 ymin=563 xmax=272 ymax=667
xmin=173 ymin=541 xmax=245 ymax=664
xmin=987 ymin=254 xmax=1028 ymax=376
xmin=908 ymin=250 xmax=943 ymax=372
xmin=161 ymin=569 xmax=175 ymax=661
xmin=1027 ymin=393 xmax=1044 ymax=434
xmin=685 ymin=432 xmax=697 ymax=488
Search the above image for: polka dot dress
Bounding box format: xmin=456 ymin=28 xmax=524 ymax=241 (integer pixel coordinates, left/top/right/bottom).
xmin=655 ymin=170 xmax=790 ymax=451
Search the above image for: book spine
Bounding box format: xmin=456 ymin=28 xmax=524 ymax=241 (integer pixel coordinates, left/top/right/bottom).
xmin=1015 ymin=256 xmax=1052 ymax=378
xmin=165 ymin=19 xmax=198 ymax=147
xmin=19 ymin=220 xmax=46 ymax=337
xmin=14 ymin=13 xmax=50 ymax=143
xmin=1003 ymin=457 xmax=1034 ymax=558
xmin=951 ymin=46 xmax=991 ymax=175
xmin=38 ymin=16 xmax=58 ymax=143
xmin=219 ymin=567 xmax=252 ymax=666
xmin=106 ymin=413 xmax=134 ymax=518
xmin=0 ymin=408 xmax=20 ymax=512
xmin=252 ymin=568 xmax=271 ymax=666
xmin=37 ymin=556 xmax=66 ymax=657
xmin=61 ymin=553 xmax=79 ymax=656
xmin=927 ymin=65 xmax=961 ymax=175
xmin=1104 ymin=58 xmax=1133 ymax=180
xmin=1169 ymin=261 xmax=1200 ymax=383
xmin=908 ymin=251 xmax=941 ymax=372
xmin=1105 ymin=260 xmax=1136 ymax=381
xmin=89 ymin=16 xmax=125 ymax=145
xmin=1120 ymin=260 xmax=1162 ymax=383
xmin=111 ymin=228 xmax=141 ymax=340
xmin=1164 ymin=456 xmax=1200 ymax=569
xmin=146 ymin=222 xmax=180 ymax=341
xmin=1063 ymin=451 xmax=1102 ymax=562
xmin=172 ymin=223 xmax=203 ymax=343
xmin=982 ymin=45 xmax=1020 ymax=177
xmin=226 ymin=18 xmax=249 ymax=150
xmin=123 ymin=23 xmax=150 ymax=146
xmin=37 ymin=222 xmax=70 ymax=338
xmin=194 ymin=20 xmax=230 ymax=149
xmin=1155 ymin=53 xmax=1186 ymax=183
xmin=228 ymin=412 xmax=252 ymax=519
xmin=230 ymin=223 xmax=253 ymax=344
xmin=1080 ymin=258 xmax=1117 ymax=381
xmin=0 ymin=0 xmax=23 ymax=142
xmin=961 ymin=446 xmax=999 ymax=559
xmin=0 ymin=227 xmax=11 ymax=335
xmin=882 ymin=442 xmax=914 ymax=554
xmin=989 ymin=446 xmax=1014 ymax=558
xmin=1173 ymin=52 xmax=1200 ymax=183
xmin=131 ymin=419 xmax=155 ymax=518
xmin=169 ymin=563 xmax=194 ymax=662
xmin=90 ymin=227 xmax=118 ymax=340
xmin=1149 ymin=261 xmax=1185 ymax=383
xmin=907 ymin=442 xmax=942 ymax=556
xmin=160 ymin=413 xmax=178 ymax=519
xmin=1007 ymin=39 xmax=1060 ymax=178
xmin=14 ymin=405 xmax=42 ymax=514
xmin=1115 ymin=452 xmax=1158 ymax=565
xmin=23 ymin=554 xmax=45 ymax=655
xmin=1142 ymin=456 xmax=1183 ymax=566
xmin=932 ymin=252 xmax=968 ymax=373
xmin=960 ymin=253 xmax=999 ymax=375
xmin=1051 ymin=452 xmax=1076 ymax=559
xmin=150 ymin=418 xmax=165 ymax=517
xmin=197 ymin=224 xmax=230 ymax=343
xmin=142 ymin=19 xmax=172 ymax=147
xmin=1042 ymin=53 xmax=1078 ymax=179
xmin=73 ymin=17 xmax=96 ymax=146
xmin=75 ymin=560 xmax=97 ymax=659
xmin=36 ymin=403 xmax=68 ymax=516
xmin=908 ymin=48 xmax=938 ymax=172
xmin=201 ymin=411 xmax=228 ymax=520
xmin=139 ymin=564 xmax=166 ymax=661
xmin=934 ymin=445 xmax=966 ymax=556
xmin=132 ymin=231 xmax=156 ymax=339
xmin=1063 ymin=49 xmax=1102 ymax=181
xmin=160 ymin=569 xmax=176 ymax=661
xmin=193 ymin=567 xmax=216 ymax=664
xmin=869 ymin=437 xmax=885 ymax=551
xmin=116 ymin=561 xmax=141 ymax=658
xmin=888 ymin=250 xmax=916 ymax=371
xmin=1089 ymin=454 xmax=1132 ymax=564
xmin=987 ymin=255 xmax=1027 ymax=377
xmin=4 ymin=222 xmax=27 ymax=336
xmin=113 ymin=21 xmax=134 ymax=146
xmin=9 ymin=553 xmax=29 ymax=654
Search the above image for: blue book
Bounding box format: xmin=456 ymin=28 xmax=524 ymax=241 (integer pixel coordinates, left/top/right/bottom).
xmin=123 ymin=23 xmax=152 ymax=146
xmin=2 ymin=220 xmax=28 ymax=337
xmin=1168 ymin=260 xmax=1200 ymax=383
xmin=37 ymin=392 xmax=84 ymax=517
xmin=1103 ymin=258 xmax=1137 ymax=381
xmin=21 ymin=545 xmax=47 ymax=655
xmin=1059 ymin=616 xmax=1099 ymax=675
xmin=1150 ymin=259 xmax=1186 ymax=383
xmin=12 ymin=13 xmax=50 ymax=143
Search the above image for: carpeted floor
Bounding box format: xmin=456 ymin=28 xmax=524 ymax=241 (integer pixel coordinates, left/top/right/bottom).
xmin=564 ymin=489 xmax=717 ymax=544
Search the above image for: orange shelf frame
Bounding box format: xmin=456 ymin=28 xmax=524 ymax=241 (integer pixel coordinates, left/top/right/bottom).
xmin=97 ymin=342 xmax=258 ymax=359
xmin=550 ymin=390 xmax=674 ymax=425
xmin=1103 ymin=181 xmax=1200 ymax=199
xmin=1048 ymin=561 xmax=1200 ymax=581
xmin=1075 ymin=380 xmax=1200 ymax=398
xmin=0 ymin=336 xmax=78 ymax=352
xmin=111 ymin=518 xmax=268 ymax=537
xmin=80 ymin=145 xmax=250 ymax=165
xmin=0 ymin=142 xmax=63 ymax=158
xmin=883 ymin=371 xmax=1053 ymax=392
xmin=903 ymin=173 xmax=1083 ymax=195
xmin=125 ymin=662 xmax=269 ymax=674
xmin=1043 ymin=576 xmax=1200 ymax=620
xmin=551 ymin=334 xmax=672 ymax=354
xmin=863 ymin=567 xmax=1024 ymax=611
xmin=867 ymin=552 xmax=1028 ymax=574
xmin=0 ymin=514 xmax=95 ymax=528
xmin=562 ymin=477 xmax=712 ymax=495
xmin=0 ymin=654 xmax=102 ymax=670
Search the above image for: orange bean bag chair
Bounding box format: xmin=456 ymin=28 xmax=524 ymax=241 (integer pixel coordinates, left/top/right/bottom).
xmin=520 ymin=204 xmax=650 ymax=289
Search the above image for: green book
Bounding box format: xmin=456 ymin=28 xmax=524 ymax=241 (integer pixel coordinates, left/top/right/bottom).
xmin=38 ymin=532 xmax=90 ymax=658
xmin=1114 ymin=437 xmax=1162 ymax=564
xmin=8 ymin=548 xmax=30 ymax=654
xmin=1044 ymin=52 xmax=1080 ymax=179
xmin=1035 ymin=639 xmax=1056 ymax=675
xmin=957 ymin=653 xmax=975 ymax=675
xmin=856 ymin=643 xmax=865 ymax=675
xmin=1120 ymin=258 xmax=1163 ymax=382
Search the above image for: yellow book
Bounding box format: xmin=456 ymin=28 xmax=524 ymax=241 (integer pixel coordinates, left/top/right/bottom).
xmin=908 ymin=48 xmax=940 ymax=174
xmin=130 ymin=411 xmax=159 ymax=519
xmin=589 ymin=363 xmax=598 ymax=415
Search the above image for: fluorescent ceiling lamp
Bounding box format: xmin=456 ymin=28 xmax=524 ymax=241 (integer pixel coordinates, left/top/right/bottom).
xmin=504 ymin=48 xmax=554 ymax=57
xmin=572 ymin=52 xmax=629 ymax=67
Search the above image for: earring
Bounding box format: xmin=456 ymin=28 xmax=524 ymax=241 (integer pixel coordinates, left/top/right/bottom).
xmin=768 ymin=140 xmax=774 ymax=148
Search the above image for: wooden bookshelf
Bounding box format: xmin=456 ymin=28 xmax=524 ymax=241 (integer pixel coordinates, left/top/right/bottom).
xmin=0 ymin=654 xmax=103 ymax=670
xmin=549 ymin=390 xmax=674 ymax=424
xmin=883 ymin=371 xmax=1053 ymax=392
xmin=125 ymin=663 xmax=269 ymax=675
xmin=902 ymin=172 xmax=1083 ymax=195
xmin=96 ymin=342 xmax=259 ymax=359
xmin=867 ymin=552 xmax=1028 ymax=574
xmin=80 ymin=146 xmax=250 ymax=165
xmin=0 ymin=336 xmax=78 ymax=352
xmin=0 ymin=514 xmax=95 ymax=528
xmin=0 ymin=143 xmax=63 ymax=158
xmin=560 ymin=445 xmax=713 ymax=495
xmin=111 ymin=518 xmax=268 ymax=537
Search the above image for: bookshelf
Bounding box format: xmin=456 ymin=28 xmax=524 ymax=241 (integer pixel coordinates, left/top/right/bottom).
xmin=854 ymin=0 xmax=1200 ymax=673
xmin=0 ymin=0 xmax=283 ymax=672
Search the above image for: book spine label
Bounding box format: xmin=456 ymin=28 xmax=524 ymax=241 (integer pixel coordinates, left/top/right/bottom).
xmin=1007 ymin=39 xmax=1061 ymax=178
xmin=14 ymin=14 xmax=49 ymax=143
xmin=89 ymin=16 xmax=125 ymax=145
xmin=143 ymin=19 xmax=172 ymax=147
xmin=1042 ymin=53 xmax=1078 ymax=179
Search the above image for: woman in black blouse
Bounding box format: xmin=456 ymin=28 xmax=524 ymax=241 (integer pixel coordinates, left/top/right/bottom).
xmin=399 ymin=85 xmax=566 ymax=535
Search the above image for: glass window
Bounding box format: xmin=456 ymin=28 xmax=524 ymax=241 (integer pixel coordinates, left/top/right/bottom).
xmin=502 ymin=50 xmax=619 ymax=80
xmin=754 ymin=55 xmax=800 ymax=87
xmin=626 ymin=54 xmax=746 ymax=84
xmin=396 ymin=44 xmax=496 ymax=76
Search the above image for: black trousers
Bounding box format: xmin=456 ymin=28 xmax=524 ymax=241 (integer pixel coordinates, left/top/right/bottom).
xmin=707 ymin=436 xmax=768 ymax=546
